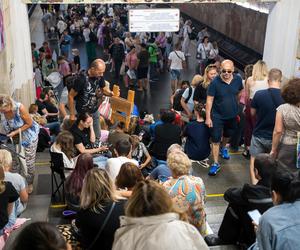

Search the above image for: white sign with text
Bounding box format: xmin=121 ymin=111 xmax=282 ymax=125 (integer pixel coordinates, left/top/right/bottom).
xmin=129 ymin=8 xmax=180 ymax=32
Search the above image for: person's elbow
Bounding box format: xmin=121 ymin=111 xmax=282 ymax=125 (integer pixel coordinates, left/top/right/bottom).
xmin=20 ymin=189 xmax=29 ymax=203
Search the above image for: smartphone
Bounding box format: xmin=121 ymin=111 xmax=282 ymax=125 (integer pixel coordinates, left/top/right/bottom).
xmin=248 ymin=209 xmax=261 ymax=225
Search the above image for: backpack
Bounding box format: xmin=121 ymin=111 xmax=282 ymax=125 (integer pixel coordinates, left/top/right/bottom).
xmin=173 ymin=87 xmax=192 ymax=111
xmin=63 ymin=70 xmax=86 ymax=92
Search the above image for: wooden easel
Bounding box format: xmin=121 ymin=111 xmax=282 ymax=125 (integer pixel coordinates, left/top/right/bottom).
xmin=110 ymin=85 xmax=135 ymax=132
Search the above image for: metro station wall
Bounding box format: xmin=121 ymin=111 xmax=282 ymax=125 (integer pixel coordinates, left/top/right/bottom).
xmin=177 ymin=3 xmax=268 ymax=54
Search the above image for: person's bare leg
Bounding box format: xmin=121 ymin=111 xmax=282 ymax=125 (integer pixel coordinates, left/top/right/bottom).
xmin=137 ymin=79 xmax=143 ymax=91
xmin=221 ymin=137 xmax=230 ymax=148
xmin=250 ymin=156 xmax=258 ymax=184
xmin=143 ymin=78 xmax=148 ymax=90
xmin=212 ymin=143 xmax=220 ymax=164
xmin=171 ymin=79 xmax=176 ymax=93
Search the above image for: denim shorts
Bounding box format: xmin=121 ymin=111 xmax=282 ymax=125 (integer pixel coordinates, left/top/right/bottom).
xmin=210 ymin=117 xmax=237 ymax=143
xmin=170 ymin=69 xmax=181 ymax=80
xmin=249 ymin=136 xmax=272 ymax=157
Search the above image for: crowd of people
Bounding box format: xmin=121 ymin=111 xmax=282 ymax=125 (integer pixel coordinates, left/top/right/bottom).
xmin=0 ymin=3 xmax=300 ymax=250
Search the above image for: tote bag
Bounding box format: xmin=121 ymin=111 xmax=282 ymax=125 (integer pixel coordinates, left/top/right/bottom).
xmin=99 ymin=97 xmax=112 ymax=120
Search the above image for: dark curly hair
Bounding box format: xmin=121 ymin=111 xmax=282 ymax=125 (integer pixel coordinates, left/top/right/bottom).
xmin=281 ymin=78 xmax=300 ymax=105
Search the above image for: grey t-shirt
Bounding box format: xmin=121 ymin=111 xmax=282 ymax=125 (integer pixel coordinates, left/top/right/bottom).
xmin=4 ymin=172 xmax=27 ymax=193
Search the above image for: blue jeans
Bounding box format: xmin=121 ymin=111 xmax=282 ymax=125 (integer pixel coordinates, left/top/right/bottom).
xmin=93 ymin=155 xmax=108 ymax=169
xmin=91 ymin=110 xmax=101 ymax=139
xmin=45 ymin=121 xmax=60 ymax=135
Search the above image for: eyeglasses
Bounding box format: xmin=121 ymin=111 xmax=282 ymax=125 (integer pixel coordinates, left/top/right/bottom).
xmin=221 ymin=69 xmax=233 ymax=74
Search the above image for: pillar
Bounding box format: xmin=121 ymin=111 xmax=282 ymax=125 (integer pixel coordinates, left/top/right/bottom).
xmin=0 ymin=0 xmax=35 ymax=107
xmin=263 ymin=0 xmax=300 ymax=79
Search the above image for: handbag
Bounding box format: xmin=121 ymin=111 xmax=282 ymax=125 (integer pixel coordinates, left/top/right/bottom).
xmin=99 ymin=97 xmax=112 ymax=120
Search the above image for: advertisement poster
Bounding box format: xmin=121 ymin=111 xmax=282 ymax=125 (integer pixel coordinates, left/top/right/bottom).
xmin=0 ymin=4 xmax=4 ymax=52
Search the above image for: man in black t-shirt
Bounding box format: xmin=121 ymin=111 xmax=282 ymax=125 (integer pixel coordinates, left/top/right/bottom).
xmin=109 ymin=37 xmax=125 ymax=80
xmin=68 ymin=59 xmax=116 ymax=140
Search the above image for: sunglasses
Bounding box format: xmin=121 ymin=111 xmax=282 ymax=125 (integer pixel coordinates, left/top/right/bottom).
xmin=221 ymin=69 xmax=233 ymax=74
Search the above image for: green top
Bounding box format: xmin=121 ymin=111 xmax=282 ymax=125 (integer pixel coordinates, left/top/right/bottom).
xmin=148 ymin=43 xmax=158 ymax=63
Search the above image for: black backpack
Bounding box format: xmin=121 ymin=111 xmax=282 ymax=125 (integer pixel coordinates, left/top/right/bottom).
xmin=173 ymin=87 xmax=192 ymax=111
xmin=64 ymin=70 xmax=86 ymax=92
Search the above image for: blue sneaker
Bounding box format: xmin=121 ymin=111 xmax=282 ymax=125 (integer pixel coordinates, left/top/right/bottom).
xmin=220 ymin=147 xmax=230 ymax=160
xmin=208 ymin=163 xmax=221 ymax=176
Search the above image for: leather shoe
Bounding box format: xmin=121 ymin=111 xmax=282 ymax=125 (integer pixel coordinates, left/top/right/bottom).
xmin=204 ymin=234 xmax=225 ymax=246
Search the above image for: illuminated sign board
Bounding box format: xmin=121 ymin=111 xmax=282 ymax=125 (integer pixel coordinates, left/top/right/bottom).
xmin=129 ymin=8 xmax=179 ymax=32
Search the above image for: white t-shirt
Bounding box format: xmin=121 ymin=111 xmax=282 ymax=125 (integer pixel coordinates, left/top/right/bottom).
xmin=82 ymin=28 xmax=90 ymax=42
xmin=4 ymin=172 xmax=27 ymax=192
xmin=182 ymin=86 xmax=195 ymax=112
xmin=168 ymin=50 xmax=185 ymax=70
xmin=105 ymin=157 xmax=139 ymax=181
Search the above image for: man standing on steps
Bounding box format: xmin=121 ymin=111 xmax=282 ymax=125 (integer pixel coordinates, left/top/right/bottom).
xmin=249 ymin=68 xmax=284 ymax=184
xmin=205 ymin=60 xmax=243 ymax=176
xmin=68 ymin=59 xmax=117 ymax=141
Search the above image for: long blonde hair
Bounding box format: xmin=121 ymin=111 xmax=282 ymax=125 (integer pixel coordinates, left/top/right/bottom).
xmin=126 ymin=180 xmax=186 ymax=220
xmin=191 ymin=74 xmax=203 ymax=87
xmin=252 ymin=60 xmax=268 ymax=81
xmin=202 ymin=64 xmax=217 ymax=89
xmin=80 ymin=169 xmax=117 ymax=213
xmin=0 ymin=165 xmax=5 ymax=194
xmin=0 ymin=150 xmax=12 ymax=170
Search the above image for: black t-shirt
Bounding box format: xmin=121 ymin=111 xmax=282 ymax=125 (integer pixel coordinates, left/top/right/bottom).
xmin=251 ymin=88 xmax=284 ymax=140
xmin=74 ymin=55 xmax=81 ymax=70
xmin=70 ymin=124 xmax=92 ymax=155
xmin=76 ymin=200 xmax=125 ymax=250
xmin=44 ymin=101 xmax=59 ymax=123
xmin=152 ymin=123 xmax=182 ymax=160
xmin=0 ymin=182 xmax=19 ymax=230
xmin=35 ymin=99 xmax=46 ymax=116
xmin=137 ymin=50 xmax=150 ymax=68
xmin=193 ymin=84 xmax=207 ymax=104
xmin=73 ymin=75 xmax=106 ymax=114
xmin=110 ymin=44 xmax=125 ymax=61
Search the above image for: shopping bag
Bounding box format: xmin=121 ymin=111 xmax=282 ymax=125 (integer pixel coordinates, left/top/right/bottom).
xmin=99 ymin=97 xmax=112 ymax=120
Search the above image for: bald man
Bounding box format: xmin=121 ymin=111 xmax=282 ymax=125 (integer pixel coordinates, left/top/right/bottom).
xmin=68 ymin=59 xmax=115 ymax=140
xmin=205 ymin=60 xmax=243 ymax=176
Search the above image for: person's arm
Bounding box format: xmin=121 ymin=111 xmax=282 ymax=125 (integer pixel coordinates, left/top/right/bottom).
xmin=180 ymin=97 xmax=192 ymax=118
xmin=75 ymin=143 xmax=107 ymax=154
xmin=7 ymin=104 xmax=33 ymax=138
xmin=251 ymin=108 xmax=256 ymax=117
xmin=89 ymin=120 xmax=96 ymax=144
xmin=140 ymin=144 xmax=151 ymax=169
xmin=270 ymin=111 xmax=284 ymax=157
xmin=19 ymin=187 xmax=29 ymax=203
xmin=205 ymin=95 xmax=214 ymax=128
xmin=68 ymin=88 xmax=78 ymax=122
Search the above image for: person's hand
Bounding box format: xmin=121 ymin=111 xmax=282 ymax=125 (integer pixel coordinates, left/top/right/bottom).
xmin=252 ymin=221 xmax=259 ymax=233
xmin=98 ymin=145 xmax=108 ymax=152
xmin=188 ymin=112 xmax=193 ymax=119
xmin=270 ymin=150 xmax=277 ymax=158
xmin=205 ymin=118 xmax=213 ymax=128
xmin=7 ymin=131 xmax=17 ymax=138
